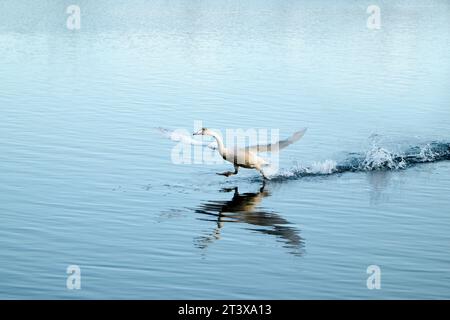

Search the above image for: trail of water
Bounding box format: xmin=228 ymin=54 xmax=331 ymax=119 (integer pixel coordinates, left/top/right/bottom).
xmin=271 ymin=142 xmax=450 ymax=180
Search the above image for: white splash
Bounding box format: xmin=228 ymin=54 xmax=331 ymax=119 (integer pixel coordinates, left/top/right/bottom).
xmin=304 ymin=160 xmax=338 ymax=174
xmin=274 ymin=160 xmax=338 ymax=178
xmin=418 ymin=143 xmax=437 ymax=162
xmin=360 ymin=146 xmax=406 ymax=170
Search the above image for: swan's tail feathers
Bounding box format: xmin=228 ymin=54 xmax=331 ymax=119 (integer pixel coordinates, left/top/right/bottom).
xmin=290 ymin=128 xmax=307 ymax=143
xmin=246 ymin=128 xmax=307 ymax=153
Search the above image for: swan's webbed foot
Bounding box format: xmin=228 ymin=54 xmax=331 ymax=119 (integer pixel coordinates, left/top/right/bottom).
xmin=216 ymin=171 xmax=235 ymax=177
xmin=217 ymin=166 xmax=239 ymax=177
xmin=220 ymin=187 xmax=238 ymax=193
xmin=217 ymin=165 xmax=239 ymax=177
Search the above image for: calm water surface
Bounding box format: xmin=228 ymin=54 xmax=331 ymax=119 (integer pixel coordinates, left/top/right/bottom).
xmin=1 ymin=1 xmax=450 ymax=299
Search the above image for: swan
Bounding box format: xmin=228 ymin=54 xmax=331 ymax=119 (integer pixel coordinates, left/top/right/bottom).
xmin=193 ymin=127 xmax=307 ymax=179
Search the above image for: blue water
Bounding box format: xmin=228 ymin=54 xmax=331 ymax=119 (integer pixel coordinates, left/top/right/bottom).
xmin=1 ymin=0 xmax=450 ymax=299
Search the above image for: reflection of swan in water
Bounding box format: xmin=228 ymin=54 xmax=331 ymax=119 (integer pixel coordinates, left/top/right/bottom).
xmin=194 ymin=183 xmax=304 ymax=256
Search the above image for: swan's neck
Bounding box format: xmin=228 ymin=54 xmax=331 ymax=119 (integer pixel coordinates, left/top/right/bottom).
xmin=209 ymin=131 xmax=226 ymax=156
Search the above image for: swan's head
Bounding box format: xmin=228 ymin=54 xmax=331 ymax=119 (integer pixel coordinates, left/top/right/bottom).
xmin=193 ymin=127 xmax=213 ymax=136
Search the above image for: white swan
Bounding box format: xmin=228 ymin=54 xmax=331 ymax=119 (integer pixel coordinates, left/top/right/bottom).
xmin=193 ymin=127 xmax=307 ymax=179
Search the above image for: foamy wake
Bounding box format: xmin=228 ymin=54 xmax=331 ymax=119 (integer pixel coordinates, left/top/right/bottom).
xmin=268 ymin=141 xmax=450 ymax=180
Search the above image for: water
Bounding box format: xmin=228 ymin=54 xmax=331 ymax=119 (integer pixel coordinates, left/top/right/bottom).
xmin=0 ymin=0 xmax=449 ymax=299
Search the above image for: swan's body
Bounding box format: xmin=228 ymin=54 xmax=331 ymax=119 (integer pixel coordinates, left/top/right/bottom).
xmin=193 ymin=127 xmax=307 ymax=179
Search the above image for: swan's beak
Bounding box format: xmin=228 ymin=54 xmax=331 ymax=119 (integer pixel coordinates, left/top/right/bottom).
xmin=193 ymin=129 xmax=203 ymax=136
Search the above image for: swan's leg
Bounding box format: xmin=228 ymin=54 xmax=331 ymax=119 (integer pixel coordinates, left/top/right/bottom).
xmin=260 ymin=180 xmax=266 ymax=192
xmin=217 ymin=165 xmax=239 ymax=177
xmin=255 ymin=165 xmax=269 ymax=180
xmin=260 ymin=170 xmax=269 ymax=180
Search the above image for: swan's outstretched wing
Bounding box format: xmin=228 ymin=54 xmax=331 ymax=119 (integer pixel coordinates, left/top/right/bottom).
xmin=245 ymin=128 xmax=307 ymax=153
xmin=156 ymin=127 xmax=218 ymax=150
